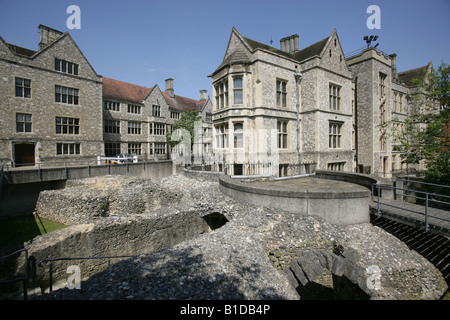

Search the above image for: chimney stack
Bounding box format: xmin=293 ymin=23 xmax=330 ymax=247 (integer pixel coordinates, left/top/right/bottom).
xmin=389 ymin=53 xmax=398 ymax=81
xmin=38 ymin=25 xmax=63 ymax=51
xmin=165 ymin=78 xmax=175 ymax=98
xmin=199 ymin=90 xmax=208 ymax=101
xmin=280 ymin=34 xmax=299 ymax=55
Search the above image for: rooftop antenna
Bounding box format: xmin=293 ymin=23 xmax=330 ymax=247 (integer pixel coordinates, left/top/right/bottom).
xmin=270 ymin=37 xmax=273 ymax=46
xmin=364 ymin=35 xmax=379 ymax=48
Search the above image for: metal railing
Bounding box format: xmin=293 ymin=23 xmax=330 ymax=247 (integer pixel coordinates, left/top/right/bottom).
xmin=372 ymin=182 xmax=450 ymax=232
xmin=39 ymin=254 xmax=139 ymax=292
xmin=0 ymin=249 xmax=29 ymax=300
xmin=1 ymin=157 xmax=136 ymax=171
xmin=0 ymin=166 xmax=4 ymax=193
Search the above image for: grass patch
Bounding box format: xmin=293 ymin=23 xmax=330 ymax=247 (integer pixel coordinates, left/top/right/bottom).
xmin=0 ymin=214 xmax=67 ymax=247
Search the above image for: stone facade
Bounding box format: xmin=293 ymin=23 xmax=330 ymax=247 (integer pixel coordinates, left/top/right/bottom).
xmin=347 ymin=49 xmax=433 ymax=177
xmin=0 ymin=25 xmax=212 ymax=166
xmin=209 ymin=28 xmax=354 ymax=176
xmin=210 ymin=28 xmax=434 ymax=177
xmin=102 ymin=77 xmax=213 ymax=161
xmin=0 ymin=25 xmax=103 ymax=166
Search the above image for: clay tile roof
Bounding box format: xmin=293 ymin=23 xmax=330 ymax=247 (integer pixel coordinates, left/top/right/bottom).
xmin=162 ymin=92 xmax=204 ymax=112
xmin=102 ymin=77 xmax=152 ymax=104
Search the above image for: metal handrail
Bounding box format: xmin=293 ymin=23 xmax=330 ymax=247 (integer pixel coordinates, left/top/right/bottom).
xmin=397 ymin=178 xmax=450 ymax=190
xmin=0 ymin=248 xmax=29 ymax=300
xmin=372 ymin=183 xmax=450 ymax=232
xmin=38 ymin=254 xmax=139 ymax=292
xmin=2 ymin=157 xmax=146 ymax=171
xmin=0 ymin=166 xmax=4 ymax=192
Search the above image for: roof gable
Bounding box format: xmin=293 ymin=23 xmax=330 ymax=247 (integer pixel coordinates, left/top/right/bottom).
xmin=212 ymin=28 xmax=253 ymax=75
xmin=34 ymin=32 xmax=101 ymax=78
xmin=220 ymin=28 xmax=335 ymax=66
xmin=0 ymin=36 xmax=20 ymax=60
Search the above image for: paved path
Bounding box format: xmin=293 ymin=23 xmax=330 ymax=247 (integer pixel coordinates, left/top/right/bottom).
xmin=370 ymin=198 xmax=450 ymax=236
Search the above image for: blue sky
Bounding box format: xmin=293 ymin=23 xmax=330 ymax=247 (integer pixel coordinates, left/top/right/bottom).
xmin=0 ymin=0 xmax=449 ymax=99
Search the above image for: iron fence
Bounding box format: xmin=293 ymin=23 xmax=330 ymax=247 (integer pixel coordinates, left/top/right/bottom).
xmin=372 ymin=182 xmax=450 ymax=232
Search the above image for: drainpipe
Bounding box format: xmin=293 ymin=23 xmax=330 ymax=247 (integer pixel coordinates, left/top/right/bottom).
xmin=295 ymin=66 xmax=302 ymax=175
xmin=354 ymin=76 xmax=359 ymax=171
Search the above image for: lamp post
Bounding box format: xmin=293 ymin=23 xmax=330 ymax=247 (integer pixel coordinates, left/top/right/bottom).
xmin=295 ymin=66 xmax=302 ymax=175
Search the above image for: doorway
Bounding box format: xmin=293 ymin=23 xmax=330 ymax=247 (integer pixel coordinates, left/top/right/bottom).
xmin=14 ymin=143 xmax=35 ymax=166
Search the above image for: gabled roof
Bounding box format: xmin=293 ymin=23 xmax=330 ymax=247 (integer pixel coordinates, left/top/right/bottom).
xmin=5 ymin=43 xmax=37 ymax=57
xmin=242 ymin=36 xmax=293 ymax=60
xmin=103 ymin=77 xmax=207 ymax=112
xmin=1 ymin=27 xmax=101 ymax=78
xmin=102 ymin=77 xmax=152 ymax=104
xmin=292 ymin=36 xmax=330 ymax=62
xmin=398 ymin=63 xmax=431 ymax=87
xmin=214 ymin=47 xmax=252 ymax=72
xmin=162 ymin=91 xmax=207 ymax=113
xmin=213 ymin=28 xmax=332 ymax=76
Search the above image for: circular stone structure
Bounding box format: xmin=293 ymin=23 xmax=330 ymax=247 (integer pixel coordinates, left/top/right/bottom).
xmin=219 ymin=175 xmax=371 ymax=226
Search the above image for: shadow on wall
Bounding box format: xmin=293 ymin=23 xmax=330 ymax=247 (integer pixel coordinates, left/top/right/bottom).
xmin=39 ymin=244 xmax=287 ymax=300
xmin=0 ymin=180 xmax=67 ymax=217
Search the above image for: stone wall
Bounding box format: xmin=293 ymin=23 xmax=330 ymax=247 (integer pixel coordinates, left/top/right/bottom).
xmin=35 ymin=175 xmax=182 ymax=225
xmin=27 ymin=209 xmax=213 ymax=288
xmin=7 ymin=174 xmax=446 ymax=300
xmin=0 ymin=31 xmax=103 ymax=166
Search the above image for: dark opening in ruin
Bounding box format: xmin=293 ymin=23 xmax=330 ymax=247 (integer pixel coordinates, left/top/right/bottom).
xmin=295 ymin=271 xmax=370 ymax=300
xmin=202 ymin=212 xmax=229 ymax=231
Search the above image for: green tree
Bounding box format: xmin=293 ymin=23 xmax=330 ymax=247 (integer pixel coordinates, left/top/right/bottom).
xmin=166 ymin=109 xmax=202 ymax=152
xmin=395 ymin=62 xmax=449 ymax=186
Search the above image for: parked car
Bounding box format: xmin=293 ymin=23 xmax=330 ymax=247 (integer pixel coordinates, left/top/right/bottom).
xmin=112 ymin=153 xmax=135 ymax=164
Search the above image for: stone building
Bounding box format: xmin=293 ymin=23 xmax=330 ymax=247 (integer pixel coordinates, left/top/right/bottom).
xmin=102 ymin=77 xmax=212 ymax=161
xmin=0 ymin=25 xmax=103 ymax=166
xmin=347 ymin=48 xmax=433 ymax=177
xmin=0 ymin=25 xmax=212 ymax=167
xmin=209 ymin=28 xmax=354 ymax=176
xmin=210 ymin=28 xmax=435 ymax=178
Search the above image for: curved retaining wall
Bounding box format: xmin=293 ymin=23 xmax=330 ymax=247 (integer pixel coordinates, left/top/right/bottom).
xmin=219 ymin=175 xmax=371 ymax=226
xmin=315 ymin=170 xmax=393 ymax=199
xmin=183 ymin=168 xmax=225 ymax=182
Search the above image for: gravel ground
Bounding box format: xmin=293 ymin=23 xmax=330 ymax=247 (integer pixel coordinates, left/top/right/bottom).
xmin=36 ymin=173 xmax=447 ymax=300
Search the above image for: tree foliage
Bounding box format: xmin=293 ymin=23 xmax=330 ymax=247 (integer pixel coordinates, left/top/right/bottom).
xmin=166 ymin=109 xmax=202 ymax=151
xmin=395 ymin=62 xmax=449 ymax=185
